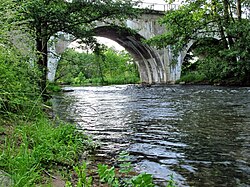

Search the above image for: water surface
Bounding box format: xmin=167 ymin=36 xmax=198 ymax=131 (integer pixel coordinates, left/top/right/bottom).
xmin=53 ymin=85 xmax=250 ymax=186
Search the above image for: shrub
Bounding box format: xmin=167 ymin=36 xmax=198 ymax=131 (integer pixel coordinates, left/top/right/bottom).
xmin=0 ymin=45 xmax=41 ymax=119
xmin=178 ymin=72 xmax=206 ymax=83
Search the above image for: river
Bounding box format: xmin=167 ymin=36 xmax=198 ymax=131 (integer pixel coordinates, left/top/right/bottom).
xmin=52 ymin=85 xmax=250 ymax=187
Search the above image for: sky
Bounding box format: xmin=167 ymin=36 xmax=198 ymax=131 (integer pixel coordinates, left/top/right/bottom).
xmin=142 ymin=0 xmax=167 ymax=3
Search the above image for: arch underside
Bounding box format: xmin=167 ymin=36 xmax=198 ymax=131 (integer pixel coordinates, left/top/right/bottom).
xmin=94 ymin=26 xmax=167 ymax=84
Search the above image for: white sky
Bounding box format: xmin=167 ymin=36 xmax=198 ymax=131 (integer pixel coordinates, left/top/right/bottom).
xmin=69 ymin=37 xmax=125 ymax=52
xmin=142 ymin=0 xmax=166 ymax=4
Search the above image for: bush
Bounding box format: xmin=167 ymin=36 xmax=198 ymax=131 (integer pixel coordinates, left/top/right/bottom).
xmin=47 ymin=82 xmax=62 ymax=92
xmin=0 ymin=45 xmax=41 ymax=118
xmin=178 ymin=72 xmax=206 ymax=83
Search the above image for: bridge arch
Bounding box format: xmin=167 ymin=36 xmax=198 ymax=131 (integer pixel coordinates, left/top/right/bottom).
xmin=48 ymin=10 xmax=179 ymax=84
xmin=182 ymin=38 xmax=221 ymax=64
xmin=93 ymin=25 xmax=166 ymax=84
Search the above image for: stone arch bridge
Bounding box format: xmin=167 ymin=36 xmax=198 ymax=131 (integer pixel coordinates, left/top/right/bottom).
xmin=48 ymin=2 xmax=189 ymax=84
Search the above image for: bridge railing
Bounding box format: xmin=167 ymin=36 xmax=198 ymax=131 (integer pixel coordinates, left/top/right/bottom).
xmin=137 ymin=2 xmax=179 ymax=12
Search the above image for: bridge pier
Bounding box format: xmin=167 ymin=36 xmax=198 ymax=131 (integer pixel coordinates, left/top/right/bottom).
xmin=47 ymin=34 xmax=71 ymax=82
xmin=47 ymin=53 xmax=60 ymax=82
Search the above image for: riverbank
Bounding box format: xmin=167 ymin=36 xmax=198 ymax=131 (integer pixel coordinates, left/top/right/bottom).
xmin=0 ymin=111 xmax=97 ymax=186
xmin=176 ymin=72 xmax=250 ymax=87
xmin=0 ymin=101 xmax=173 ymax=187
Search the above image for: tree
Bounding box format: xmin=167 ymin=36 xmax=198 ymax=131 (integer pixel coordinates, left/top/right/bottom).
xmin=55 ymin=47 xmax=139 ymax=85
xmin=0 ymin=0 xmax=41 ymax=117
xmin=148 ymin=0 xmax=250 ymax=85
xmin=12 ymin=0 xmax=140 ymax=98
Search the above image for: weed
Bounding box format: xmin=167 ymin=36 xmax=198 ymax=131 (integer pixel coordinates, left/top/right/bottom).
xmin=66 ymin=152 xmax=178 ymax=187
xmin=98 ymin=164 xmax=120 ymax=187
xmin=166 ymin=174 xmax=177 ymax=187
xmin=66 ymin=163 xmax=93 ymax=187
xmin=117 ymin=151 xmax=133 ymax=174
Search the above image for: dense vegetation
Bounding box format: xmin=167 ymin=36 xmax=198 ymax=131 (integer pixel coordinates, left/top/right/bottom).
xmin=0 ymin=29 xmax=95 ymax=187
xmin=56 ymin=47 xmax=140 ymax=86
xmin=149 ymin=0 xmax=250 ymax=85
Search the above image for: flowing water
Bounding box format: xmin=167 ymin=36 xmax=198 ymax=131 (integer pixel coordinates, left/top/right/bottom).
xmin=52 ymin=85 xmax=250 ymax=187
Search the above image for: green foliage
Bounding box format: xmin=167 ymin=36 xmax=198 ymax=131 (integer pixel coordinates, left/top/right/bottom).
xmin=166 ymin=174 xmax=177 ymax=187
xmin=148 ymin=0 xmax=211 ymax=53
xmin=97 ymin=162 xmax=157 ymax=187
xmin=0 ymin=45 xmax=41 ymax=119
xmin=98 ymin=164 xmax=120 ymax=187
xmin=0 ymin=118 xmax=96 ymax=186
xmin=177 ymin=72 xmax=206 ymax=84
xmin=70 ymin=152 xmax=155 ymax=187
xmin=197 ymin=58 xmax=230 ymax=81
xmin=0 ymin=0 xmax=42 ymax=118
xmin=149 ymin=0 xmax=250 ymax=85
xmin=56 ymin=48 xmax=140 ymax=85
xmin=130 ymin=173 xmax=154 ymax=187
xmin=102 ymin=49 xmax=140 ymax=85
xmin=15 ymin=0 xmax=139 ymax=39
xmin=67 ymin=162 xmax=177 ymax=187
xmin=118 ymin=151 xmax=133 ymax=174
xmin=0 ymin=36 xmax=97 ymax=185
xmin=47 ymin=82 xmax=62 ymax=92
xmin=66 ymin=150 xmax=178 ymax=187
xmin=18 ymin=119 xmax=96 ymax=167
xmin=73 ymin=72 xmax=87 ymax=85
xmin=66 ymin=163 xmax=93 ymax=187
xmin=56 ymin=49 xmax=95 ymax=84
xmin=74 ymin=163 xmax=93 ymax=187
xmin=1 ymin=134 xmax=41 ymax=186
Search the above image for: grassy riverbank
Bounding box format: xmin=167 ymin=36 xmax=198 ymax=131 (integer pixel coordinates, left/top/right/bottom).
xmin=0 ymin=112 xmax=97 ymax=186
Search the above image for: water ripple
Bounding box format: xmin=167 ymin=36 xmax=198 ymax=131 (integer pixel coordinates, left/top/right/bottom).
xmin=53 ymin=85 xmax=250 ymax=186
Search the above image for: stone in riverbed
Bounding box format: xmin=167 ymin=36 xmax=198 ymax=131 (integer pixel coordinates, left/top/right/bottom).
xmin=0 ymin=170 xmax=13 ymax=187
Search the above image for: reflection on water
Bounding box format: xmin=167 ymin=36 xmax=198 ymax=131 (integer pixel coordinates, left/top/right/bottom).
xmin=53 ymin=85 xmax=250 ymax=186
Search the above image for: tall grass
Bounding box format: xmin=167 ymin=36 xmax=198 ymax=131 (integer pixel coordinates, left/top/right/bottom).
xmin=0 ymin=117 xmax=96 ymax=186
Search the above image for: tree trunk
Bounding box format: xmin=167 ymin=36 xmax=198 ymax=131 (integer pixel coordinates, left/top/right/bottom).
xmin=222 ymin=0 xmax=235 ymax=48
xmin=217 ymin=19 xmax=229 ymax=49
xmin=96 ymin=55 xmax=105 ymax=85
xmin=212 ymin=0 xmax=229 ymax=49
xmin=36 ymin=35 xmax=48 ymax=100
xmin=236 ymin=0 xmax=242 ymax=20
